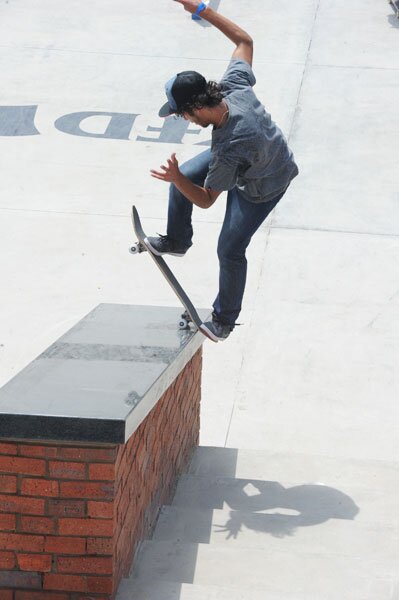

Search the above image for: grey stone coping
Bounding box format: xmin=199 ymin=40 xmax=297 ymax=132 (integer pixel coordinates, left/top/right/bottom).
xmin=0 ymin=304 xmax=209 ymax=445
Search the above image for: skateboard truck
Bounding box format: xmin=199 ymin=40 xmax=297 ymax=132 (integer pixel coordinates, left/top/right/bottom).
xmin=129 ymin=241 xmax=146 ymax=255
xmin=179 ymin=311 xmax=193 ymax=330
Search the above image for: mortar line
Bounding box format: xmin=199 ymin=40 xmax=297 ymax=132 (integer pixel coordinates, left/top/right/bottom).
xmin=2 ymin=42 xmax=399 ymax=72
xmin=2 ymin=208 xmax=397 ymax=239
xmin=222 ymin=218 xmax=275 ymax=448
xmin=0 ymin=43 xmax=303 ymax=65
xmin=0 ymin=206 xmax=226 ymax=226
xmin=2 ymin=42 xmax=399 ymax=71
xmin=271 ymin=224 xmax=399 ymax=239
xmin=223 ymin=0 xmax=323 ymax=448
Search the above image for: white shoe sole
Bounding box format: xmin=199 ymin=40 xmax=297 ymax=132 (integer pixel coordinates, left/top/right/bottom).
xmin=144 ymin=237 xmax=186 ymax=257
xmin=200 ymin=323 xmax=231 ymax=343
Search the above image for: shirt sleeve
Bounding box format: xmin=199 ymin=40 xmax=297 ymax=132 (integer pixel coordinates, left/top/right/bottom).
xmin=220 ymin=58 xmax=256 ymax=92
xmin=204 ymin=155 xmax=239 ymax=192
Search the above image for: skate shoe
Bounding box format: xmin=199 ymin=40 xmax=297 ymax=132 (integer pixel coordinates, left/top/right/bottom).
xmin=145 ymin=234 xmax=189 ymax=257
xmin=200 ymin=314 xmax=234 ymax=342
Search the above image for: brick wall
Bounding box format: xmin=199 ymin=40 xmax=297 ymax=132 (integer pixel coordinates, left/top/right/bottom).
xmin=0 ymin=348 xmax=202 ymax=599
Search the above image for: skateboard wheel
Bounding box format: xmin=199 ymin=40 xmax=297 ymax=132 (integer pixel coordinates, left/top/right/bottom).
xmin=179 ymin=318 xmax=189 ymax=330
xmin=129 ymin=243 xmax=141 ymax=255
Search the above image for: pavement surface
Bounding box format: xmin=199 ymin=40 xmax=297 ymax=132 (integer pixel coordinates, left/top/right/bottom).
xmin=1 ymin=0 xmax=399 ymax=597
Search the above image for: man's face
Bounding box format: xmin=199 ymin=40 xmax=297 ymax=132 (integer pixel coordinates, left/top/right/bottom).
xmin=182 ymin=109 xmax=210 ymax=128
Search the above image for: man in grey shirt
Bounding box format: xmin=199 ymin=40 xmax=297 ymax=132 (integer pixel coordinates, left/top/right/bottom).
xmin=148 ymin=0 xmax=298 ymax=342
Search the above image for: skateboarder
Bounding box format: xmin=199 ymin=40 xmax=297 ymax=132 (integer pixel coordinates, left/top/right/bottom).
xmin=147 ymin=0 xmax=299 ymax=341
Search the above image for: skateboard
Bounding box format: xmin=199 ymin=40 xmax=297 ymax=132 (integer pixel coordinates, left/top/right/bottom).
xmin=389 ymin=0 xmax=399 ymax=17
xmin=129 ymin=206 xmax=215 ymax=341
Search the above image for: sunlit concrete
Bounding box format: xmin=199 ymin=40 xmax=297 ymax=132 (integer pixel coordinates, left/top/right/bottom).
xmin=1 ymin=0 xmax=398 ymax=597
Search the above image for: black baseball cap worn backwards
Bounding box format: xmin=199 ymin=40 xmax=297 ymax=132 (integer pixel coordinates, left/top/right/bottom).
xmin=159 ymin=71 xmax=207 ymax=118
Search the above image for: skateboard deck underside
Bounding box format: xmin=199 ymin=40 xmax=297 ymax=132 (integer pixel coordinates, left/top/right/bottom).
xmin=131 ymin=206 xmax=205 ymax=332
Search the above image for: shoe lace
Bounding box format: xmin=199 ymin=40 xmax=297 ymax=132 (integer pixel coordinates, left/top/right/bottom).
xmin=156 ymin=233 xmax=171 ymax=249
xmin=212 ymin=312 xmax=236 ymax=331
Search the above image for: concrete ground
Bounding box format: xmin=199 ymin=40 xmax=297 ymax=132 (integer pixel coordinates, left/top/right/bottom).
xmin=1 ymin=0 xmax=399 ymax=598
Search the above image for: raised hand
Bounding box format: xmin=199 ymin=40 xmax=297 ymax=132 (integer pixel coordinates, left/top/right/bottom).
xmin=150 ymin=153 xmax=182 ymax=183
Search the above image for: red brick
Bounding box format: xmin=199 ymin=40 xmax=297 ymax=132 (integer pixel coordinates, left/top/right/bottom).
xmin=114 ymin=449 xmax=125 ymax=472
xmin=0 ymin=550 xmax=15 ymax=568
xmin=0 ymin=532 xmax=44 ymax=552
xmin=87 ymin=576 xmax=113 ymax=594
xmin=46 ymin=498 xmax=85 ymax=518
xmin=0 ymin=513 xmax=16 ymax=531
xmin=59 ymin=518 xmax=113 ymax=537
xmin=45 ymin=536 xmax=86 ymax=555
xmin=18 ymin=553 xmax=52 ymax=572
xmin=87 ymin=501 xmax=113 ymax=519
xmin=56 ymin=447 xmax=117 ymax=462
xmin=16 ymin=592 xmax=69 ymax=600
xmin=44 ymin=573 xmax=87 ymax=592
xmin=21 ymin=478 xmax=59 ymax=497
xmin=0 ymin=475 xmax=17 ymax=493
xmin=20 ymin=516 xmax=55 ymax=535
xmin=0 ymin=456 xmax=45 ymax=476
xmin=0 ymin=442 xmax=17 ymax=455
xmin=49 ymin=461 xmax=86 ymax=480
xmin=88 ymin=463 xmax=115 ymax=481
xmin=60 ymin=481 xmax=114 ymax=500
xmin=0 ymin=570 xmax=42 ymax=588
xmin=18 ymin=444 xmax=58 ymax=459
xmin=57 ymin=555 xmax=112 ymax=575
xmin=86 ymin=537 xmax=113 ymax=555
xmin=0 ymin=495 xmax=45 ymax=515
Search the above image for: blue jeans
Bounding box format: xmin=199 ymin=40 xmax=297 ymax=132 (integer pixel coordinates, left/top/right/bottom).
xmin=167 ymin=149 xmax=285 ymax=326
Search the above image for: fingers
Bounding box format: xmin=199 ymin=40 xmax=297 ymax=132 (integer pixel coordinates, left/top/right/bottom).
xmin=150 ymin=172 xmax=169 ymax=182
xmin=159 ymin=156 xmax=177 ymax=170
xmin=150 ymin=168 xmax=173 ymax=182
xmin=150 ymin=154 xmax=179 ymax=182
xmin=167 ymin=155 xmax=179 ymax=169
xmin=150 ymin=169 xmax=166 ymax=179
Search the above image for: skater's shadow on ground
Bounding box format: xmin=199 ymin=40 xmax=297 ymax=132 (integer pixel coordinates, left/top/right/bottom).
xmin=184 ymin=448 xmax=359 ymax=541
xmin=212 ymin=479 xmax=359 ymax=540
xmin=121 ymin=451 xmax=361 ymax=597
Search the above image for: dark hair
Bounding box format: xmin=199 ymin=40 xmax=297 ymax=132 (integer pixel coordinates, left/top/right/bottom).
xmin=175 ymin=81 xmax=224 ymax=116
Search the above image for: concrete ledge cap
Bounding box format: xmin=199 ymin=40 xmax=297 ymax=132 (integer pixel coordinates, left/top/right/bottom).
xmin=0 ymin=304 xmax=209 ymax=444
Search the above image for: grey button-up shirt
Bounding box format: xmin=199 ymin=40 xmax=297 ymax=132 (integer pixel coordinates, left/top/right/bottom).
xmin=204 ymin=59 xmax=299 ymax=203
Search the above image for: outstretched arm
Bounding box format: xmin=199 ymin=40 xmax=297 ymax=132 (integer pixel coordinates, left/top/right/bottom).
xmin=174 ymin=0 xmax=253 ymax=65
